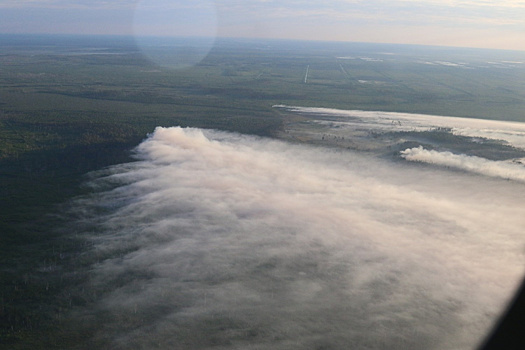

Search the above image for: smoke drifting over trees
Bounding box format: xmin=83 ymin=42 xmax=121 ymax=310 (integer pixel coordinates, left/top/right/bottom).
xmin=63 ymin=126 xmax=525 ymax=349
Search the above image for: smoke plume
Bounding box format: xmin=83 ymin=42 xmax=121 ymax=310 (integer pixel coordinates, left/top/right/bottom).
xmin=401 ymin=146 xmax=525 ymax=182
xmin=66 ymin=126 xmax=525 ymax=349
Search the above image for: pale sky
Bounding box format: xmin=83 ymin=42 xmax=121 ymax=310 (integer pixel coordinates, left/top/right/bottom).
xmin=1 ymin=0 xmax=524 ymax=50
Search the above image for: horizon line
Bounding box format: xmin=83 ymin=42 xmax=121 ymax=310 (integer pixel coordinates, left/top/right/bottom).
xmin=1 ymin=32 xmax=525 ymax=53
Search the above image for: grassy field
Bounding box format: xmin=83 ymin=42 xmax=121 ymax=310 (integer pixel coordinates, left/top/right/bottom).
xmin=1 ymin=34 xmax=524 ymax=348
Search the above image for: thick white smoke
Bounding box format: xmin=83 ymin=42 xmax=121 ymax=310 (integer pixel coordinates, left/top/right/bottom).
xmin=69 ymin=126 xmax=525 ymax=349
xmin=401 ymin=146 xmax=525 ymax=182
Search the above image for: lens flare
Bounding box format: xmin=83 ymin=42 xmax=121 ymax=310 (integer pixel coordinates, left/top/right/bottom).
xmin=133 ymin=0 xmax=217 ymax=69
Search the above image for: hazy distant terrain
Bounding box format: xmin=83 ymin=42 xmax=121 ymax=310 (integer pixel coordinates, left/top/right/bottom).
xmin=275 ymin=105 xmax=525 ymax=173
xmin=1 ymin=35 xmax=525 ymax=349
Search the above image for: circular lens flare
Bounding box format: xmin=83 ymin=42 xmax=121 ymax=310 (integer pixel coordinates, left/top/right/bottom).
xmin=133 ymin=0 xmax=217 ymax=69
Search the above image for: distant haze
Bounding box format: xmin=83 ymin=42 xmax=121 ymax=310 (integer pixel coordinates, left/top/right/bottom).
xmin=65 ymin=124 xmax=525 ymax=349
xmin=1 ymin=1 xmax=525 ymax=51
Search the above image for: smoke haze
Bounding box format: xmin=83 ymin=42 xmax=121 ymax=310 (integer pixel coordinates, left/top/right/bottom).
xmin=401 ymin=146 xmax=525 ymax=182
xmin=274 ymin=105 xmax=525 ymax=149
xmin=66 ymin=126 xmax=525 ymax=349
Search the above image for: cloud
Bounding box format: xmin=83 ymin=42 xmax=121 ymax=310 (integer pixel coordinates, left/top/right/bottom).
xmin=64 ymin=126 xmax=525 ymax=349
xmin=6 ymin=0 xmax=522 ymax=27
xmin=1 ymin=0 xmax=524 ymax=49
xmin=0 ymin=0 xmax=135 ymax=10
xmin=212 ymin=0 xmax=525 ymax=48
xmin=133 ymin=0 xmax=218 ymax=40
xmin=214 ymin=0 xmax=525 ymax=25
xmin=397 ymin=0 xmax=525 ymax=9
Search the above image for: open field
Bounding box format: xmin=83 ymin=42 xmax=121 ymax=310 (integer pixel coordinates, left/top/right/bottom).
xmin=1 ymin=34 xmax=525 ymax=349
